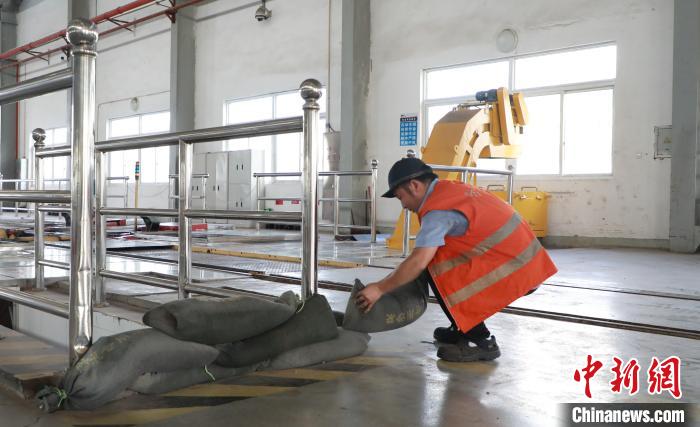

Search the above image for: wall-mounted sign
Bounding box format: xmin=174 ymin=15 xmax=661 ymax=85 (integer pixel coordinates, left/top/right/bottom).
xmin=400 ymin=114 xmax=418 ymax=146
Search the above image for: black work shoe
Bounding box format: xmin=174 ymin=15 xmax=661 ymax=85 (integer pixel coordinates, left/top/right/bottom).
xmin=433 ymin=324 xmax=461 ymax=344
xmin=437 ymin=336 xmax=501 ymax=362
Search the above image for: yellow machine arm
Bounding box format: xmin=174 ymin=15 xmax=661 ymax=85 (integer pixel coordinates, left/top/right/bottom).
xmin=386 ymin=87 xmax=528 ymax=250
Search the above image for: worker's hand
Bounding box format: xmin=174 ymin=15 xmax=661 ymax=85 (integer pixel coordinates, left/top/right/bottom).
xmin=355 ymin=283 xmax=384 ymax=313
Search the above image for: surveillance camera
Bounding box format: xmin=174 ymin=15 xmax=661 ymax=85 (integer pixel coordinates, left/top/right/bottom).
xmin=255 ymin=2 xmax=271 ymax=21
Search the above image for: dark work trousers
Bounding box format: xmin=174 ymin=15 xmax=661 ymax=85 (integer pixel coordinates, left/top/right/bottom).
xmin=418 ymin=269 xmax=491 ymax=342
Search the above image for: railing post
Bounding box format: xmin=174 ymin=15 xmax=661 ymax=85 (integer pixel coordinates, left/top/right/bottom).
xmin=300 ymin=79 xmax=322 ymax=301
xmin=66 ymin=19 xmax=98 ymax=366
xmin=370 ymin=159 xmax=378 ymax=243
xmin=95 ymin=151 xmax=107 ymax=306
xmin=333 ymin=174 xmax=339 ymax=236
xmin=507 ymin=166 xmax=514 ymax=205
xmin=402 ymin=208 xmax=411 ymax=257
xmin=255 ymin=175 xmax=261 ymax=231
xmin=178 ymin=139 xmax=192 ymax=300
xmin=32 ymin=129 xmax=46 ymax=291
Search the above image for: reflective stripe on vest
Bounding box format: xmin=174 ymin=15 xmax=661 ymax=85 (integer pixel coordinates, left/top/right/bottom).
xmin=445 ymin=236 xmax=544 ymax=307
xmin=430 ymin=212 xmax=523 ymax=277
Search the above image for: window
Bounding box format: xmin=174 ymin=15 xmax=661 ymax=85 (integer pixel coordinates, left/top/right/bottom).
xmin=107 ymin=111 xmax=170 ymax=183
xmin=423 ymin=44 xmax=616 ymax=176
xmin=33 ymin=127 xmax=69 ymax=189
xmin=224 ymin=89 xmax=327 ymax=179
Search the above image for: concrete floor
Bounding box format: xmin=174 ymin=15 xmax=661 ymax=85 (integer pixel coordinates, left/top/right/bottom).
xmin=0 ymin=230 xmax=698 ymax=426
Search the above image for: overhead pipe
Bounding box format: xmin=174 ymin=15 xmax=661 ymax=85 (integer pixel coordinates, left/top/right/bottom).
xmin=0 ymin=0 xmax=207 ymax=73
xmin=0 ymin=0 xmax=156 ymax=61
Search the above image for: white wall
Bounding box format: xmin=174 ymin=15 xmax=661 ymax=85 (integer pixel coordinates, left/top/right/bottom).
xmin=12 ymin=0 xmax=675 ymax=242
xmin=369 ymin=0 xmax=674 ymax=241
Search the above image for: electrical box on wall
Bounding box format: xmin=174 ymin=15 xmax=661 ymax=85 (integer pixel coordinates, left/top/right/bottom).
xmin=654 ymin=126 xmax=672 ymax=159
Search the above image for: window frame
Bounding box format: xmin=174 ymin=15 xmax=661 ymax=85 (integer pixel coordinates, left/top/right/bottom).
xmin=421 ymin=42 xmax=616 ymax=178
xmin=106 ymin=110 xmax=171 ymax=183
xmin=223 ymin=88 xmax=327 ymax=181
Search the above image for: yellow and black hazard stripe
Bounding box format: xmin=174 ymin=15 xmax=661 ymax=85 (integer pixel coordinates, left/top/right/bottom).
xmin=60 ymin=355 xmax=401 ymax=427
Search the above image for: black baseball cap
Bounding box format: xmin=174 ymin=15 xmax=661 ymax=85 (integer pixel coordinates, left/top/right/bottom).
xmin=382 ymin=157 xmax=438 ymax=198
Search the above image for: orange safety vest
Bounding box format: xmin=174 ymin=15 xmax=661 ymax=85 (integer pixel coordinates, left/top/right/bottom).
xmin=418 ymin=180 xmax=558 ymax=332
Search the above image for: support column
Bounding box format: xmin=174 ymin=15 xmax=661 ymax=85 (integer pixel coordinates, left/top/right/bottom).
xmin=66 ymin=19 xmax=98 ymax=366
xmin=339 ymin=0 xmax=370 ymax=229
xmin=169 ymin=3 xmax=196 ymax=208
xmin=669 ymin=0 xmax=700 ymax=253
xmin=0 ymin=1 xmax=19 ymax=182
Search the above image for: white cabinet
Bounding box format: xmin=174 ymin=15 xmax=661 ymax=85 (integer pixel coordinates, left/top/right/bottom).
xmin=204 ymin=152 xmax=229 ymax=223
xmin=197 ymin=150 xmax=263 ymax=226
xmin=192 ymin=154 xmax=206 ymax=210
xmin=228 ymin=150 xmax=263 ymax=226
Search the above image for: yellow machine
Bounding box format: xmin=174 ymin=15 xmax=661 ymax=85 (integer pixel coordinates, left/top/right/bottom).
xmin=386 ymin=87 xmax=544 ymax=249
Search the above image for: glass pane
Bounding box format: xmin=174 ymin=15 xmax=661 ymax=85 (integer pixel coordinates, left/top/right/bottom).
xmin=426 ymin=61 xmax=509 ymax=100
xmin=515 ymin=95 xmax=561 ymax=175
xmin=563 ymin=89 xmax=613 ymax=175
xmin=275 ymin=89 xmax=327 ymax=118
xmin=275 ymin=133 xmax=301 ymax=178
xmin=108 ymin=116 xmax=140 ymax=138
xmin=474 ymin=158 xmax=507 ymax=176
xmin=108 ymin=151 xmax=124 ymax=178
xmin=123 ymin=149 xmax=140 ymax=180
xmin=227 ymin=96 xmax=273 ymax=124
xmin=249 ymin=136 xmax=273 ymax=173
xmin=140 ymin=148 xmax=156 ymax=183
xmin=318 ymin=118 xmax=327 ymax=172
xmin=226 ymin=138 xmax=249 ymax=151
xmin=141 ymin=111 xmax=170 ymax=134
xmin=43 ymin=129 xmax=54 ymax=146
xmin=44 ymin=158 xmax=54 ymax=180
xmin=426 ymin=104 xmax=457 ymax=141
xmin=53 ymin=127 xmax=68 ymax=145
xmin=275 ymin=92 xmax=303 ymax=118
xmin=515 ymin=45 xmax=616 ymax=89
xmin=154 ymin=146 xmax=170 ymax=183
xmin=53 ymin=158 xmax=68 ymax=180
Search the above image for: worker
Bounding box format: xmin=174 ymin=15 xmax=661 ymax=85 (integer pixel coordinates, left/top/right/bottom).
xmin=356 ymin=157 xmax=557 ymax=362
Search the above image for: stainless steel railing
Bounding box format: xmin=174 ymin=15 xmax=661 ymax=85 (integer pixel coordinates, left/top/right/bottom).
xmin=0 ymin=19 xmax=96 ymax=365
xmin=0 ymin=21 xmax=324 ymax=365
xmin=399 ymin=151 xmax=515 ymax=257
xmin=253 ymin=159 xmax=378 ymax=242
xmin=96 ymin=84 xmax=324 ymax=300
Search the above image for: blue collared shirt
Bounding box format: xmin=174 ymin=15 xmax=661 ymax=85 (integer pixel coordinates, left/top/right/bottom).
xmin=414 ymin=179 xmax=469 ymax=248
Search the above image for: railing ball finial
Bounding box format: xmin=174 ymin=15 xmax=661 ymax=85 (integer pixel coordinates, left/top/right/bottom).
xmin=406 ymin=149 xmax=416 ymax=158
xmin=371 ymin=159 xmax=379 ymax=168
xmin=65 ymin=18 xmax=98 ymax=49
xmin=299 ymin=79 xmax=322 ymax=103
xmin=32 ymin=128 xmax=46 ymax=149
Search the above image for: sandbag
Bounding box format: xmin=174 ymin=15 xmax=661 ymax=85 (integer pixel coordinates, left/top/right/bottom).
xmin=143 ymin=291 xmax=298 ymax=345
xmin=268 ymin=329 xmax=370 ymax=370
xmin=216 ymin=294 xmax=338 ymax=367
xmin=343 ymin=276 xmax=428 ymax=333
xmin=40 ymin=328 xmax=219 ymax=411
xmin=129 ymin=362 xmax=268 ymax=395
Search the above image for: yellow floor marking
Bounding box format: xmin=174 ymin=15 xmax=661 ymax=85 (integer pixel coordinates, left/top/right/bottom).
xmin=180 ymin=245 xmax=363 ymax=268
xmin=436 ymin=360 xmax=499 ymax=375
xmin=62 ymin=406 xmax=207 ymax=426
xmin=0 ymin=354 xmax=66 ymax=365
xmin=339 ymin=356 xmax=404 ymax=366
xmin=15 ymin=371 xmax=62 ymax=380
xmin=164 ymin=384 xmax=294 ymax=397
xmin=253 ymin=368 xmax=352 ymax=381
xmin=0 ymin=340 xmax=55 ymax=351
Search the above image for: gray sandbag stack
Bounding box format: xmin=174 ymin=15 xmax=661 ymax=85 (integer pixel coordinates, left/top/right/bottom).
xmin=36 ymin=328 xmax=219 ymax=412
xmin=342 ymin=277 xmax=429 ymax=332
xmin=215 ymin=293 xmax=339 ymax=367
xmin=268 ymin=328 xmax=370 ymax=370
xmin=143 ymin=291 xmax=299 ymax=344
